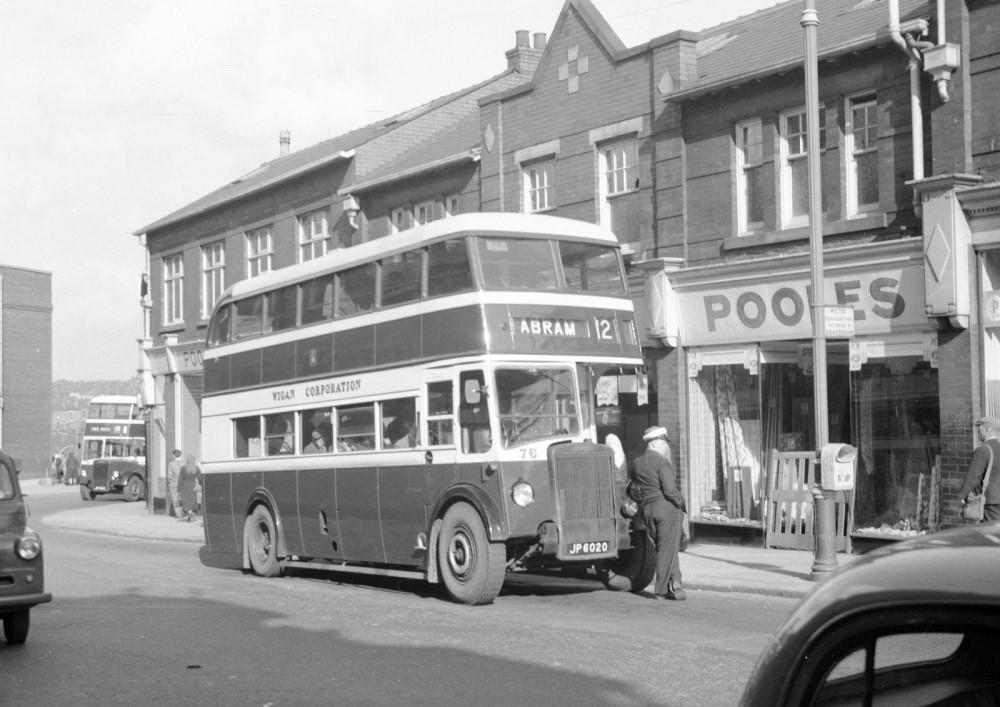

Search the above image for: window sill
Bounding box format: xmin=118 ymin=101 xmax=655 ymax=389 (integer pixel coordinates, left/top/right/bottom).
xmin=723 ymin=212 xmax=888 ymax=251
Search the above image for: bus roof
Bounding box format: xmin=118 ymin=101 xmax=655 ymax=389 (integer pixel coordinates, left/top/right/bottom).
xmin=88 ymin=394 xmax=139 ymax=405
xmin=220 ymin=212 xmax=620 ymax=304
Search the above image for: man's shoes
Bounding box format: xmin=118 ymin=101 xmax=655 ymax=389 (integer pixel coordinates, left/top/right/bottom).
xmin=666 ymin=581 xmax=687 ymax=601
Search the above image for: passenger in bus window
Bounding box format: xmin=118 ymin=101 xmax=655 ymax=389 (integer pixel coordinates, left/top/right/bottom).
xmin=266 ymin=414 xmax=294 ymax=455
xmin=385 ymin=410 xmax=417 ymax=448
xmin=303 ymin=422 xmax=331 ymax=454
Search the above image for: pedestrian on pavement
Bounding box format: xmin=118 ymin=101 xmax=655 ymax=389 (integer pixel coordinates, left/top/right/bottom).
xmin=65 ymin=451 xmax=80 ymax=485
xmin=166 ymin=449 xmax=183 ymax=518
xmin=959 ymin=416 xmax=1000 ymax=522
xmin=178 ymin=455 xmax=202 ymax=522
xmin=53 ymin=453 xmax=64 ymax=484
xmin=632 ymin=425 xmax=687 ymax=601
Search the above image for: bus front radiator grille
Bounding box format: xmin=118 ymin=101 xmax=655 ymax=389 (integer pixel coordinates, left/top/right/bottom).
xmin=91 ymin=460 xmax=111 ymax=488
xmin=549 ymin=444 xmax=616 ymax=524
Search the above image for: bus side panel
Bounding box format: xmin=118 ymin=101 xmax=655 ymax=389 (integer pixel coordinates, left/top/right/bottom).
xmin=203 ymin=471 xmax=240 ymax=557
xmin=336 ymin=466 xmax=383 ymax=563
xmin=379 ymin=460 xmax=434 ymax=567
xmin=268 ymin=469 xmax=302 ymax=555
xmin=297 ymin=467 xmax=342 ymax=560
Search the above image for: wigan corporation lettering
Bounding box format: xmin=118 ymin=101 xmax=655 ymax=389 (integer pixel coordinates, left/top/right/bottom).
xmin=304 ymin=379 xmax=362 ymax=398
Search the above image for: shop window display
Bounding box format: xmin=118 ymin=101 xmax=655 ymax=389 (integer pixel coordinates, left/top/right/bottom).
xmin=851 ymin=358 xmax=940 ymax=536
xmin=981 ymin=249 xmax=1000 ymax=418
xmin=689 ymin=364 xmax=763 ymax=524
xmin=689 ymin=357 xmax=850 ymax=527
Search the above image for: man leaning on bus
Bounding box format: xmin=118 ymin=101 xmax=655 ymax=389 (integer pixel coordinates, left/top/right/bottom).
xmin=632 ymin=425 xmax=686 ymax=601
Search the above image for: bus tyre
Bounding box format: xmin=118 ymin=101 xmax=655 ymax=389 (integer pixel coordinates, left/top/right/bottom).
xmin=122 ymin=475 xmax=145 ymax=503
xmin=80 ymin=484 xmax=95 ymax=501
xmin=3 ymin=609 xmax=29 ymax=645
xmin=245 ymin=505 xmax=283 ymax=578
xmin=438 ymin=503 xmax=505 ymax=605
xmin=596 ymin=529 xmax=656 ymax=593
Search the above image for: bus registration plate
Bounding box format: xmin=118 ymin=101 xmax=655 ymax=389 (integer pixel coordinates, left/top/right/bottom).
xmin=567 ymin=540 xmax=610 ymax=555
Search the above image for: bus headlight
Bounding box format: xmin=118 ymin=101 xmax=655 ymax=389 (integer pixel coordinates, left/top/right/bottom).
xmin=16 ymin=531 xmax=42 ymax=560
xmin=511 ymin=479 xmax=534 ymax=508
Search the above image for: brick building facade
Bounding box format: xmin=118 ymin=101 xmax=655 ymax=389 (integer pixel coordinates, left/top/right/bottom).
xmin=135 ymin=0 xmax=1000 ymax=542
xmin=0 ymin=265 xmax=53 ymax=477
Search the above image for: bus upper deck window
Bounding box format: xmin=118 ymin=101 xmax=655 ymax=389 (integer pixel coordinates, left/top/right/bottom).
xmin=301 ymin=275 xmax=335 ymax=324
xmin=208 ymin=304 xmax=233 ymax=346
xmin=427 ymin=239 xmax=473 ymax=296
xmin=477 ymin=237 xmax=558 ymax=290
xmin=266 ymin=285 xmax=297 ymax=333
xmin=234 ymin=296 xmax=264 ymax=340
xmin=381 ymin=251 xmax=422 ymax=307
xmin=558 ymin=241 xmax=625 ymax=295
xmin=337 ymin=264 xmax=376 ymax=317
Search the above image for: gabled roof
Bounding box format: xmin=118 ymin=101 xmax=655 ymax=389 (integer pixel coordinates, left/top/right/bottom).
xmin=481 ymin=0 xmax=633 ymax=105
xmin=137 ymin=67 xmax=531 ymax=235
xmin=668 ymin=0 xmax=931 ymax=100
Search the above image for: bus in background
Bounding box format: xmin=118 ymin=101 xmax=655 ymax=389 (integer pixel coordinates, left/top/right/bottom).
xmin=200 ymin=212 xmax=653 ymax=604
xmin=79 ymin=394 xmax=148 ymax=502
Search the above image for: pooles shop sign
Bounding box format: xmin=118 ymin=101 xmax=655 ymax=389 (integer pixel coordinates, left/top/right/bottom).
xmin=674 ymin=254 xmax=926 ymax=346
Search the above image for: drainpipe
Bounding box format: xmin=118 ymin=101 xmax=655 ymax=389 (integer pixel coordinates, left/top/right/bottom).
xmin=888 ymin=0 xmax=927 ymax=180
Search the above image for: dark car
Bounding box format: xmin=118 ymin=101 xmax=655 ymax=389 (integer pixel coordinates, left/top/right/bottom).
xmin=0 ymin=450 xmax=52 ymax=645
xmin=741 ymin=522 xmax=1000 ymax=706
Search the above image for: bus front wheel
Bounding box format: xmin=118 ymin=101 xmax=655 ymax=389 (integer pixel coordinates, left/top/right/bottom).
xmin=596 ymin=529 xmax=656 ymax=593
xmin=437 ymin=502 xmax=505 ymax=605
xmin=245 ymin=505 xmax=283 ymax=578
xmin=122 ymin=475 xmax=145 ymax=503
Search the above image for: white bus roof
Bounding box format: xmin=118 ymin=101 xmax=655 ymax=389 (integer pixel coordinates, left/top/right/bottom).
xmin=221 ymin=212 xmax=620 ymax=303
xmin=88 ymin=395 xmax=139 ymax=405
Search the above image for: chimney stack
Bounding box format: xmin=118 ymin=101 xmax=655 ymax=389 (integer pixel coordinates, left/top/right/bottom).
xmin=279 ymin=130 xmax=291 ymax=156
xmin=506 ymin=30 xmax=545 ymax=75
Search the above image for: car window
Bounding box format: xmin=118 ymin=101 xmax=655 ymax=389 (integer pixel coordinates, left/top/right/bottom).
xmin=825 ymin=632 xmax=964 ymax=682
xmin=788 ymin=609 xmax=1000 ymax=706
xmin=0 ymin=466 xmax=13 ymax=500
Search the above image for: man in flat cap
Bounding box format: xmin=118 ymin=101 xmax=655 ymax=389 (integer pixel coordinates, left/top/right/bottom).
xmin=632 ymin=424 xmax=687 ymax=600
xmin=958 ymin=416 xmax=1000 ymax=522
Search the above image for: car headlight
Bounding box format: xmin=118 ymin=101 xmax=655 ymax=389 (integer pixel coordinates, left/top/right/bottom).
xmin=16 ymin=530 xmax=42 ymax=560
xmin=511 ymin=479 xmax=534 ymax=508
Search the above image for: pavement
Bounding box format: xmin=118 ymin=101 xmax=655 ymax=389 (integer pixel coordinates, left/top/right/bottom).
xmin=21 ymin=477 xmax=858 ymax=599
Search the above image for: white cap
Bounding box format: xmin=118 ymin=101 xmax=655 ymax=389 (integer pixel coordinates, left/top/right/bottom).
xmin=642 ymin=425 xmax=668 ymax=442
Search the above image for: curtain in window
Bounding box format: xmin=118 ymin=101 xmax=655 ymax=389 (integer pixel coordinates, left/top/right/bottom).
xmin=714 ymin=366 xmax=757 ymax=516
xmin=688 ymin=370 xmax=718 ymax=516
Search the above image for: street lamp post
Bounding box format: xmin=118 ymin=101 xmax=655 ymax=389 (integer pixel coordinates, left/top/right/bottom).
xmin=802 ymin=0 xmax=838 ymax=579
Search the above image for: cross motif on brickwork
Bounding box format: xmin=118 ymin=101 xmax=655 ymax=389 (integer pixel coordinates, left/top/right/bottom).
xmin=557 ymin=45 xmax=589 ymax=94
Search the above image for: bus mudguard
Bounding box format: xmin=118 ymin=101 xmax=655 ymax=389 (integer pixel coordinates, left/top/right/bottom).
xmin=429 ymin=483 xmax=508 ymax=543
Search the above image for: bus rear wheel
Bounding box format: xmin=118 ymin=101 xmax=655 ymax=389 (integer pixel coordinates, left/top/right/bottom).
xmin=3 ymin=609 xmax=29 ymax=645
xmin=596 ymin=529 xmax=656 ymax=593
xmin=438 ymin=503 xmax=505 ymax=605
xmin=122 ymin=475 xmax=145 ymax=502
xmin=245 ymin=505 xmax=283 ymax=577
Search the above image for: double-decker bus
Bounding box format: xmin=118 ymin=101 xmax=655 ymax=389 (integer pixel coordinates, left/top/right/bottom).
xmin=201 ymin=212 xmax=653 ymax=604
xmin=79 ymin=394 xmax=148 ymax=502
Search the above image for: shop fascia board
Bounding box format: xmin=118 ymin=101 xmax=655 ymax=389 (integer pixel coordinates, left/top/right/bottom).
xmin=665 ymin=238 xmax=922 ymax=291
